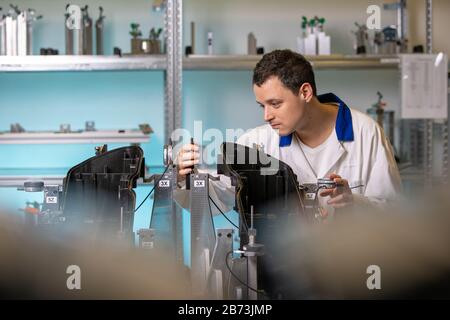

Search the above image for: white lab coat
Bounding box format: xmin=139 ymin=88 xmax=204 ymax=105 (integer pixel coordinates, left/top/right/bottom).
xmin=208 ymin=108 xmax=402 ymax=213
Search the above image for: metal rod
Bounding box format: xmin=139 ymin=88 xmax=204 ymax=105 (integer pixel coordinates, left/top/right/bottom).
xmin=248 ymin=256 xmax=258 ymax=300
xmin=164 ymin=0 xmax=183 ymax=144
xmin=425 ymin=0 xmax=432 ymax=54
xmin=443 ymin=120 xmax=448 ymax=184
xmin=398 ymin=0 xmax=407 ymax=52
xmin=191 ymin=21 xmax=195 ymax=54
xmin=424 ymin=0 xmax=434 ymax=187
xmin=250 ymin=205 xmax=254 ymax=230
xmin=120 ymin=206 xmax=124 ymax=233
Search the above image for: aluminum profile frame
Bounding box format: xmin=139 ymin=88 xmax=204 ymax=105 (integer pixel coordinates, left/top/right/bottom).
xmin=164 ymin=0 xmax=183 ymax=144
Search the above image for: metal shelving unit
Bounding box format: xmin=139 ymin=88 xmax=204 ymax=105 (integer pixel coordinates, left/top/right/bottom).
xmin=184 ymin=54 xmax=400 ymax=71
xmin=0 ymin=55 xmax=167 ymax=72
xmin=0 ymin=130 xmax=150 ymax=144
xmin=0 ymin=1 xmax=183 ymax=186
xmin=0 ymin=1 xmax=182 ymax=146
xmin=0 ymin=174 xmax=65 ymax=188
xmin=0 ymin=54 xmax=401 ymax=72
xmin=165 ymin=0 xmax=183 ymax=146
xmin=0 ymin=167 xmax=165 ymax=187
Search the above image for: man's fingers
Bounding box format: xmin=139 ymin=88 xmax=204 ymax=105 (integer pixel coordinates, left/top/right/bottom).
xmin=179 ymin=159 xmax=199 ymax=169
xmin=330 ymin=202 xmax=349 ymax=209
xmin=327 ymin=193 xmax=352 ymax=205
xmin=333 ymin=177 xmax=350 ymax=188
xmin=327 ymin=194 xmax=345 ymax=204
xmin=319 ymin=189 xmax=333 ymax=197
xmin=181 ymin=144 xmax=199 ymax=152
xmin=179 ymin=168 xmax=193 ymax=176
xmin=320 ymin=187 xmax=341 ymax=198
xmin=180 ymin=151 xmax=200 ymax=161
xmin=328 ymin=173 xmax=341 ymax=180
xmin=176 ymin=143 xmax=201 ymax=181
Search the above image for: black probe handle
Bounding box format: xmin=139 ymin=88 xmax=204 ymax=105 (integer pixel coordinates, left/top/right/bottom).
xmin=186 ymin=138 xmax=195 ymax=189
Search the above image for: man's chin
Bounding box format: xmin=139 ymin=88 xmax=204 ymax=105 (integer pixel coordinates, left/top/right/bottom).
xmin=273 ymin=128 xmax=289 ymax=136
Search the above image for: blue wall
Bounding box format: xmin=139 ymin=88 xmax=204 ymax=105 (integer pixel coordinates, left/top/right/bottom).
xmin=0 ymin=71 xmax=165 ymax=167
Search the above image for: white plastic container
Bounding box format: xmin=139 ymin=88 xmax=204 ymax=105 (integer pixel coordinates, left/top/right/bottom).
xmin=317 ymin=32 xmax=330 ymax=55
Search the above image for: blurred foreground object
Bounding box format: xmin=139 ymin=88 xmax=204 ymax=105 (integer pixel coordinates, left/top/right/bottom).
xmin=272 ymin=189 xmax=450 ymax=299
xmin=0 ymin=211 xmax=191 ymax=299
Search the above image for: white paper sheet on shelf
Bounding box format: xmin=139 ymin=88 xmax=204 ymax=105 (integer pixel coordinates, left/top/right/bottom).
xmin=401 ymin=53 xmax=448 ymax=119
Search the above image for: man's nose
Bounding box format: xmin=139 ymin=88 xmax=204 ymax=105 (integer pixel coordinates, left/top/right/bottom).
xmin=264 ymin=106 xmax=274 ymax=122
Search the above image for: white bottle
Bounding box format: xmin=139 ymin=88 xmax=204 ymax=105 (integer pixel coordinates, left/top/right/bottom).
xmin=303 ymin=23 xmax=317 ymax=55
xmin=207 ymin=31 xmax=213 ymax=55
xmin=317 ymin=32 xmax=330 ymax=55
xmin=17 ymin=11 xmax=27 ymax=56
xmin=5 ymin=16 xmax=14 ymax=56
xmin=304 ymin=34 xmax=316 ymax=55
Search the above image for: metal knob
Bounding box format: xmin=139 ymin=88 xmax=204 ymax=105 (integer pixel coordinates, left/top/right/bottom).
xmin=23 ymin=181 xmax=44 ymax=192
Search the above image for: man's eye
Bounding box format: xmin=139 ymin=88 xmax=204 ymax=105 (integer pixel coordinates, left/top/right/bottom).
xmin=271 ymin=102 xmax=281 ymax=108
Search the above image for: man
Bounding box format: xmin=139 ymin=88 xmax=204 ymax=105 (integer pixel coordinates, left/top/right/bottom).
xmin=177 ymin=49 xmax=401 ymax=215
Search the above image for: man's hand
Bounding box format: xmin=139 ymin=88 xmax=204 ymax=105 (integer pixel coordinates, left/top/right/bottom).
xmin=176 ymin=143 xmax=200 ymax=181
xmin=319 ymin=173 xmax=353 ymax=209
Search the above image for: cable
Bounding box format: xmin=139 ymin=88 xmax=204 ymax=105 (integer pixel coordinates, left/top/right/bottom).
xmin=228 ymin=171 xmax=249 ymax=232
xmin=208 ymin=195 xmax=240 ymax=230
xmin=236 ymin=186 xmax=250 ymax=232
xmin=134 ymin=165 xmax=170 ymax=213
xmin=225 ymin=251 xmax=270 ymax=298
xmin=350 ymin=184 xmax=365 ymax=189
xmin=207 ymin=194 xmax=216 ymax=237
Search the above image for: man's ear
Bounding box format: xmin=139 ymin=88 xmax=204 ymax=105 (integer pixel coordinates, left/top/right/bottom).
xmin=299 ymin=83 xmax=314 ymax=103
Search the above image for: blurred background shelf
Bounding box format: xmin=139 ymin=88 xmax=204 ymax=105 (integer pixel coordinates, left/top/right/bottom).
xmin=0 ymin=55 xmax=167 ymax=72
xmin=0 ymin=130 xmax=150 ymax=144
xmin=0 ymin=54 xmax=402 ymax=72
xmin=0 ymin=165 xmax=166 ymax=187
xmin=183 ymin=54 xmax=401 ymax=70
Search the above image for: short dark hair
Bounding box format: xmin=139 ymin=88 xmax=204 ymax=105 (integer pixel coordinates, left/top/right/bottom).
xmin=253 ymin=49 xmax=317 ymax=96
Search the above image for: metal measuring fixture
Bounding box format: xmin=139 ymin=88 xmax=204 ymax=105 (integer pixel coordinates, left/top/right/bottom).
xmin=185 ymin=137 xmax=198 ymax=190
xmin=138 ymin=141 xmax=183 ymax=265
xmin=163 ymin=140 xmax=174 ymax=166
xmin=85 ymin=121 xmax=96 ymax=132
xmin=81 ymin=5 xmax=93 ymax=55
xmin=205 ymin=228 xmax=235 ymax=299
xmin=301 ymin=178 xmax=337 ymax=221
xmin=64 ymin=4 xmax=74 ymax=55
xmin=352 ymin=22 xmax=368 ymax=54
xmin=189 ymin=171 xmax=215 ymax=296
xmin=59 ymin=123 xmax=71 ymax=133
xmin=367 ymin=91 xmax=395 ymax=148
xmin=186 ymin=164 xmax=248 ymax=299
xmin=239 ymin=205 xmax=265 ymax=300
xmin=317 ymin=178 xmax=337 ymax=190
xmin=95 ymin=6 xmax=105 ymax=55
xmin=18 ymin=181 xmax=65 ymax=226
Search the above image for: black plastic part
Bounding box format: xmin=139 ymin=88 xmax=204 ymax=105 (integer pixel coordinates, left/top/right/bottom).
xmin=218 ymin=142 xmax=308 ymax=298
xmin=413 ymin=45 xmax=424 ymax=53
xmin=185 ymin=137 xmax=195 ymax=190
xmin=61 ymin=146 xmax=145 ymax=242
xmin=113 ymin=47 xmax=122 ymax=57
xmin=356 ymin=45 xmax=366 ymax=54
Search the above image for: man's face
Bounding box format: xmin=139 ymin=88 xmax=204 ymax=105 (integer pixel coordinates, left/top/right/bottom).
xmin=253 ymin=76 xmax=306 ymax=136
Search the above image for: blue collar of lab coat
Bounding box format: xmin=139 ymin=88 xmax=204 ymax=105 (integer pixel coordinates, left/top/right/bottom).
xmin=279 ymin=92 xmax=354 ymax=147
